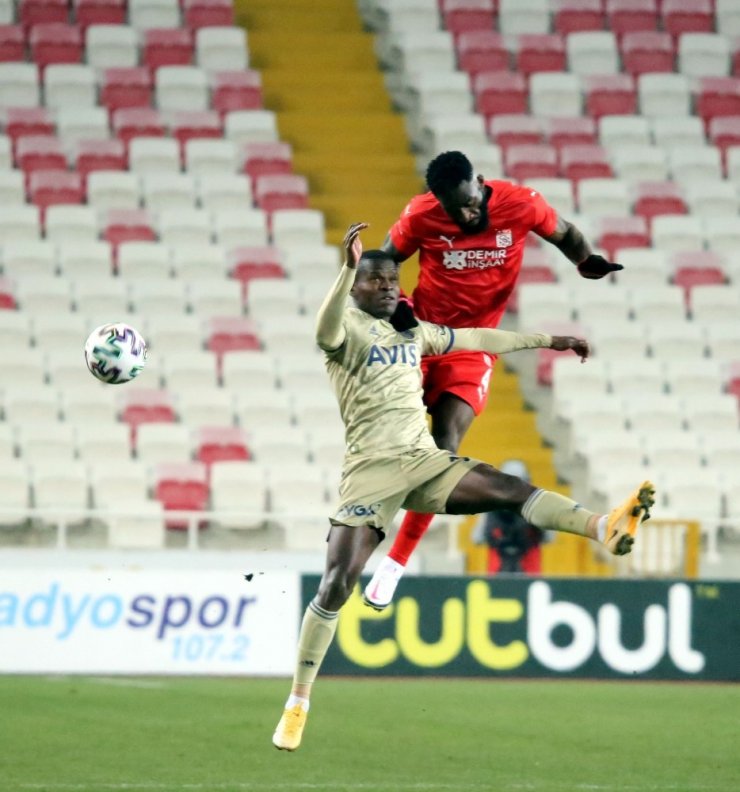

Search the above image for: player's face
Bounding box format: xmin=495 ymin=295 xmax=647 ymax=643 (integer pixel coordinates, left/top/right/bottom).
xmin=351 ymin=261 xmax=400 ymax=319
xmin=439 ymin=175 xmax=490 ymax=234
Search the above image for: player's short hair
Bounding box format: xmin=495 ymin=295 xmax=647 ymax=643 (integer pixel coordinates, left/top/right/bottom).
xmin=426 ymin=151 xmax=474 ymax=198
xmin=358 ymin=249 xmax=396 ymax=271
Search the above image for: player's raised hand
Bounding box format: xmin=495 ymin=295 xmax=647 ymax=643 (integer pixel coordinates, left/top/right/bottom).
xmin=343 ymin=222 xmax=369 ymax=269
xmin=550 ymin=336 xmax=590 ymax=362
xmin=577 ymin=254 xmax=624 ymax=279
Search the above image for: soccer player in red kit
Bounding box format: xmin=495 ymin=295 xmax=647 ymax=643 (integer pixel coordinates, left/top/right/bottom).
xmin=363 ymin=150 xmax=624 ymax=610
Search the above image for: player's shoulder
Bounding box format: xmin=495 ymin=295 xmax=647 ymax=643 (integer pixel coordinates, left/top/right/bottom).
xmin=489 ymin=179 xmax=543 ymax=206
xmin=402 ymin=190 xmax=440 ymax=218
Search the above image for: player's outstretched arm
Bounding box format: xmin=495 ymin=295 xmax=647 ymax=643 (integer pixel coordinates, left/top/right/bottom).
xmin=451 ymin=327 xmax=589 ymax=361
xmin=315 ymin=222 xmax=368 ymax=351
xmin=542 ymin=215 xmax=624 ymax=280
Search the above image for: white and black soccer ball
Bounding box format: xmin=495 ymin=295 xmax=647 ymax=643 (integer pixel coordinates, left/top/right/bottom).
xmin=84 ymin=322 xmax=148 ymax=385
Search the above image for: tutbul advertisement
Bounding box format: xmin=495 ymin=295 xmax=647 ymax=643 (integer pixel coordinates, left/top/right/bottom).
xmin=0 ymin=570 xmax=300 ymax=675
xmin=304 ymin=576 xmax=740 ymax=681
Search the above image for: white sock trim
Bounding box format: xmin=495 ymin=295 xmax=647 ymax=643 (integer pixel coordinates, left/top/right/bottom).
xmin=286 ymin=694 xmax=309 ymax=712
xmin=596 ymin=515 xmax=608 ymax=543
xmin=521 ymin=488 xmax=545 ymax=524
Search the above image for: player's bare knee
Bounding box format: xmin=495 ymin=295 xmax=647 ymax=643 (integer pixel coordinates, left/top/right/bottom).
xmin=316 ymin=566 xmax=354 ymax=610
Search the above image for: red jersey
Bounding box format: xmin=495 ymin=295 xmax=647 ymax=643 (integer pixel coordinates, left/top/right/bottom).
xmin=389 ymin=180 xmax=558 ymax=328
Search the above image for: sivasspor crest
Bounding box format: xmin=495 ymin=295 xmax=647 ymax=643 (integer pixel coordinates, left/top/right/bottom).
xmin=496 ymin=228 xmax=513 ymax=247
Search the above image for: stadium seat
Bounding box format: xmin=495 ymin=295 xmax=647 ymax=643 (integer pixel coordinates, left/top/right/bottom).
xmin=596 ymin=216 xmax=651 ymax=259
xmin=101 ymin=67 xmax=152 ymax=112
xmin=87 ymin=170 xmax=140 ymax=211
xmin=157 ymin=206 xmax=212 ymax=247
xmin=651 ymin=214 xmax=705 ymax=251
xmin=553 ymin=0 xmax=604 ymax=35
xmin=4 ymin=386 xmax=59 ymax=424
xmin=0 ymin=169 xmax=26 ymax=204
xmin=16 ymin=134 xmax=66 ymax=176
xmin=85 ymin=23 xmax=137 ymax=70
xmin=184 ymin=138 xmax=238 ymax=174
xmin=19 ymin=0 xmax=68 ymax=29
xmin=0 ymin=204 xmax=40 ymax=242
xmin=206 ymin=316 xmax=260 ymax=357
xmin=44 ymin=64 xmax=96 ymax=108
xmin=584 ymin=74 xmax=636 ymax=118
xmin=4 ymin=108 xmax=55 ymax=147
xmin=633 ymin=181 xmax=687 ymax=224
xmin=195 ymin=26 xmax=247 ymax=71
xmin=196 ymin=172 xmax=252 ymax=211
xmin=74 ymin=0 xmax=126 ymax=30
xmin=247 ymin=425 xmax=309 ymax=465
xmin=529 ymin=72 xmax=583 ymax=117
xmin=2 ymin=239 xmax=55 ymax=279
xmin=103 ymin=209 xmax=156 ymax=252
xmin=154 ymin=462 xmax=209 ymax=529
xmin=638 ymin=73 xmax=691 ymax=117
xmin=271 ymin=208 xmax=325 ymax=248
xmin=145 ymin=313 xmax=203 ymax=355
xmin=161 ymin=349 xmax=218 ymax=390
xmin=224 ymin=109 xmax=278 ymax=145
xmin=629 ymin=283 xmax=686 ymax=322
xmin=112 ymin=108 xmax=166 ymax=145
xmin=516 ymin=34 xmax=566 ymax=77
xmin=210 ymin=69 xmax=263 ymax=114
xmin=456 ymin=31 xmax=509 ymax=75
xmin=136 ymin=423 xmax=191 ymax=465
xmin=187 ymin=278 xmax=243 ymax=316
xmin=651 ymin=115 xmax=706 ymax=151
xmin=679 ymin=34 xmax=731 ymax=78
xmin=129 ymin=0 xmax=180 ymax=31
xmin=31 ymin=460 xmax=89 ymax=527
xmin=176 ymin=386 xmax=234 ymax=427
xmin=30 ymin=23 xmax=83 ymax=70
xmin=74 ymin=276 xmax=129 ymax=319
xmin=545 ymin=116 xmax=596 ymax=150
xmin=195 ymin=426 xmax=250 ymax=466
xmin=661 ymin=0 xmax=713 ymax=37
xmin=0 ymin=276 xmax=17 ymax=307
xmin=227 ymin=245 xmax=284 ymax=288
xmin=75 ymin=140 xmax=127 ymax=181
xmin=505 ymin=144 xmax=558 ymax=180
xmin=610 ymin=145 xmax=669 ymax=182
xmin=598 ymin=114 xmax=650 ymax=149
xmin=45 ymin=204 xmax=97 ymax=243
xmin=689 ymin=281 xmax=740 ymax=322
xmin=0 ymin=25 xmax=26 ymax=62
xmin=647 ymin=320 xmax=708 ymax=360
xmin=620 ymin=31 xmax=674 ymax=76
xmin=524 ymin=178 xmax=574 ymax=215
xmin=117 ymin=241 xmax=172 ymax=279
xmin=559 ymin=144 xmax=613 ymax=181
xmin=246 ymin=278 xmax=302 ymax=321
xmin=155 ymin=65 xmax=209 ymax=112
xmin=255 ymin=174 xmax=309 ymax=213
xmin=57 ymin=239 xmax=113 ymax=277
xmin=170 ymin=110 xmax=222 ymax=154
xmin=171 ymin=243 xmax=226 ymax=280
xmin=488 ymin=115 xmax=542 ymax=152
xmin=28 ymin=170 xmax=84 ymax=213
xmin=473 ymin=72 xmax=527 ymax=118
xmin=141 ymin=172 xmax=196 ymax=211
xmin=704 ymin=216 xmax=740 ymax=253
xmin=142 ymin=28 xmax=193 ymax=71
xmin=0 ymin=461 xmax=30 ymax=526
xmin=269 ymin=463 xmax=328 ymax=544
xmin=212 ymin=208 xmax=268 ymax=248
xmin=128 ymin=137 xmax=180 ymax=173
xmin=76 ymin=423 xmax=131 ymax=463
xmin=107 ymin=500 xmax=166 ymax=550
xmin=606 ymin=0 xmax=658 ymax=37
xmin=683 ymin=179 xmax=738 ymax=216
xmin=441 ymin=0 xmax=496 ymax=35
xmin=567 ymin=31 xmax=619 ymax=75
xmin=209 ymin=460 xmax=267 ymax=529
xmin=57 ymin=106 xmax=109 ymax=148
xmin=0 ymin=63 xmax=40 ymax=107
xmin=696 ymin=78 xmax=740 ymax=124
xmin=183 ymin=0 xmax=234 ymax=30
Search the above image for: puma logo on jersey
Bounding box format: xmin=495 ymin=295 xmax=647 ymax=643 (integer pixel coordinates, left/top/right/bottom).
xmin=367 ymin=343 xmax=418 ymax=366
xmin=439 ymin=234 xmax=456 ymax=248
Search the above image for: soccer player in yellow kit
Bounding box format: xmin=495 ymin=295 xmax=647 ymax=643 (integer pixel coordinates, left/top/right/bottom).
xmin=272 ymin=222 xmax=655 ymax=752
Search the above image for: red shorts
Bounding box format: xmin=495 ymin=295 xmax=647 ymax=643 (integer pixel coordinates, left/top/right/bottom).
xmin=421 ymin=351 xmax=496 ymax=416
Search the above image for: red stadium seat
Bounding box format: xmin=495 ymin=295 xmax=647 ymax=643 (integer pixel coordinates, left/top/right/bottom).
xmin=473 ymin=71 xmax=528 ymax=118
xmin=112 ymin=108 xmax=165 ymax=145
xmin=505 ymin=144 xmax=558 ymax=181
xmin=73 ymin=0 xmax=126 ymax=30
xmin=206 ymin=317 xmax=261 ymax=360
xmin=606 ymin=0 xmax=658 ymax=37
xmin=456 ymin=31 xmax=509 ymax=75
xmin=242 ymin=141 xmax=293 ymax=181
xmin=120 ymin=389 xmax=176 ymax=434
xmin=633 ymin=181 xmax=688 ymax=224
xmin=103 ymin=209 xmax=156 ymax=255
xmin=488 ymin=114 xmax=543 ymax=152
xmin=597 ymin=216 xmax=651 ymax=259
xmin=170 ymin=110 xmax=222 ymax=154
xmin=708 ymin=116 xmax=740 ymax=166
xmin=673 ymin=266 xmax=727 ymax=309
xmin=516 ymin=34 xmax=566 ymax=76
xmin=0 ymin=26 xmax=25 ymax=62
xmin=195 ymin=427 xmax=251 ymax=466
xmin=553 ymin=0 xmax=605 ymax=35
xmin=28 ymin=170 xmax=84 ymax=212
xmin=661 ymin=0 xmax=713 ymax=37
xmin=559 ymin=144 xmax=613 ymax=181
xmin=227 ymin=245 xmax=285 ymax=287
xmin=19 ymin=0 xmax=68 ymax=31
xmin=29 ymin=23 xmax=82 ymax=70
xmin=101 ymin=67 xmax=152 ymax=112
xmin=15 ymin=135 xmax=66 ymax=175
xmin=584 ymin=74 xmax=637 ymax=118
xmin=0 ymin=278 xmax=17 ymax=309
xmin=507 ymin=263 xmax=557 ymax=313
xmin=154 ymin=462 xmax=209 ymax=528
xmin=211 ymin=69 xmax=263 ymax=115
xmin=545 ymin=116 xmax=596 ymax=150
xmin=441 ymin=0 xmax=496 ymax=35
xmin=733 ymin=39 xmax=740 ymax=78
xmin=183 ymin=0 xmax=234 ymax=30
xmin=621 ymin=31 xmax=674 ymax=76
xmin=255 ymin=174 xmax=309 ymax=213
xmin=75 ymin=138 xmax=126 ymax=179
xmin=142 ymin=28 xmax=193 ymax=71
xmin=696 ymin=79 xmax=740 ymax=125
xmin=5 ymin=108 xmax=55 ymax=147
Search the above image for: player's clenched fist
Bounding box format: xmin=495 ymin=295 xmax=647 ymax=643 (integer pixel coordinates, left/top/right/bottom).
xmin=577 ymin=254 xmax=623 ymax=280
xmin=550 ymin=336 xmax=590 ymax=362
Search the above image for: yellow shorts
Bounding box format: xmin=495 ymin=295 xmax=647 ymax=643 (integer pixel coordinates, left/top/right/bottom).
xmin=331 ymin=447 xmax=480 ymax=530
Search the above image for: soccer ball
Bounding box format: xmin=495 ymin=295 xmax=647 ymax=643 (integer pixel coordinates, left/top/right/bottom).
xmin=84 ymin=322 xmax=148 ymax=385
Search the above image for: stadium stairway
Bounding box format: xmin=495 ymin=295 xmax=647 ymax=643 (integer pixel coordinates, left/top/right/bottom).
xmin=234 ymin=0 xmax=423 ymax=250
xmin=234 ymin=0 xmax=591 ymax=575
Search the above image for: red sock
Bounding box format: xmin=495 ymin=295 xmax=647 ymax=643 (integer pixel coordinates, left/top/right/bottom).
xmin=388 ymin=511 xmax=434 ymax=566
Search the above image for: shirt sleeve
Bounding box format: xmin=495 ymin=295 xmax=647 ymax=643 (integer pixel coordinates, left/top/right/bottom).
xmin=526 ymin=188 xmax=559 ymax=237
xmin=416 ymin=320 xmax=456 ymax=356
xmin=388 ymin=202 xmax=422 ymax=259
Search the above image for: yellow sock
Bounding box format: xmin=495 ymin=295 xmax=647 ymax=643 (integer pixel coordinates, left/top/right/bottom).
xmin=521 ymin=489 xmax=597 ymax=538
xmin=293 ymin=599 xmax=339 ymax=689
